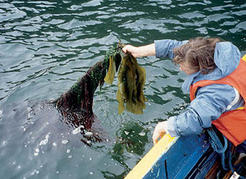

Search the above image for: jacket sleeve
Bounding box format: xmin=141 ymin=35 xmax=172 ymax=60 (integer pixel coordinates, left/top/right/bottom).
xmin=166 ymin=84 xmax=242 ymax=136
xmin=154 ymin=39 xmax=188 ymax=59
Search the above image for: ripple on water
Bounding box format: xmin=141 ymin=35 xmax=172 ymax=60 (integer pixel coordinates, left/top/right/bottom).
xmin=0 ymin=3 xmax=27 ymax=23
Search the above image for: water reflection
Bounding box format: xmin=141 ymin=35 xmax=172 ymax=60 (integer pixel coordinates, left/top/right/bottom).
xmin=103 ymin=121 xmax=149 ymax=178
xmin=114 ymin=121 xmax=149 ymax=156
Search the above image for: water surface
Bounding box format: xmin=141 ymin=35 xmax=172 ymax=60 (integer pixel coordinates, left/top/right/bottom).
xmin=0 ymin=0 xmax=246 ymax=178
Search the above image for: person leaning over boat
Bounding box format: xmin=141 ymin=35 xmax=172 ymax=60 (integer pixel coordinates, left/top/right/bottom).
xmin=122 ymin=37 xmax=246 ymax=154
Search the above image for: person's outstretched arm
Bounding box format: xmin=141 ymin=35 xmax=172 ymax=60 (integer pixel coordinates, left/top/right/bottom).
xmin=122 ymin=43 xmax=156 ymax=58
xmin=123 ymin=40 xmax=188 ymax=59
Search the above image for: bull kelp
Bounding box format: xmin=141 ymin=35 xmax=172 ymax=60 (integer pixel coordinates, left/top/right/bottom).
xmin=117 ymin=54 xmax=146 ymax=114
xmin=55 ymin=42 xmax=146 ymax=130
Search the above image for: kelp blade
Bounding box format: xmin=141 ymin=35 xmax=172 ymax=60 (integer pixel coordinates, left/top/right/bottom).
xmin=116 ymin=54 xmax=146 ymax=114
xmin=104 ymin=56 xmax=116 ymax=84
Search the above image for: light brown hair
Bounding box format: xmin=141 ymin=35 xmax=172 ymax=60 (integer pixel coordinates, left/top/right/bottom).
xmin=173 ymin=37 xmax=221 ymax=74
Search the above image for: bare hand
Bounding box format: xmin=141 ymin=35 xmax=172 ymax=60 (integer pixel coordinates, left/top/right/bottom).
xmin=152 ymin=121 xmax=167 ymax=144
xmin=122 ymin=45 xmax=142 ymax=58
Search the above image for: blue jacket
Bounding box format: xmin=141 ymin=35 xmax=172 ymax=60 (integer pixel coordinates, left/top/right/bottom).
xmin=154 ymin=39 xmax=244 ymax=136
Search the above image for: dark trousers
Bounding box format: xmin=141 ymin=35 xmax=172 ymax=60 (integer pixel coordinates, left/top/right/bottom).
xmin=236 ymin=141 xmax=246 ymax=154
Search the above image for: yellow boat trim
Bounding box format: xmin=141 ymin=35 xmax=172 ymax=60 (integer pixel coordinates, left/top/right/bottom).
xmin=242 ymin=54 xmax=246 ymax=62
xmin=236 ymin=107 xmax=244 ymax=110
xmin=125 ymin=134 xmax=178 ymax=179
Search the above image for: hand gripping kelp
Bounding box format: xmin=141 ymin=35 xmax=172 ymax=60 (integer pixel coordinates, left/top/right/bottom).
xmin=55 ymin=43 xmax=146 ymax=130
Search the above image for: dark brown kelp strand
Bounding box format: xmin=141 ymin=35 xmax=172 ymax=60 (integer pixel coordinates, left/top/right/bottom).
xmin=54 ymin=42 xmax=146 ymax=133
xmin=55 ymin=43 xmax=123 ymax=128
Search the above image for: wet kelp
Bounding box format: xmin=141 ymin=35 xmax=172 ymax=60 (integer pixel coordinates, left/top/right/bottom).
xmin=55 ymin=43 xmax=146 ymax=133
xmin=117 ymin=54 xmax=146 ymax=114
xmin=55 ymin=44 xmax=121 ymax=130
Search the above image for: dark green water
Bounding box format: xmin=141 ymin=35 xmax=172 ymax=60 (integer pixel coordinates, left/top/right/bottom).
xmin=0 ymin=0 xmax=246 ymax=178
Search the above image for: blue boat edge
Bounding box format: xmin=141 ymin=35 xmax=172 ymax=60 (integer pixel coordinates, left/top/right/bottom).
xmin=125 ymin=133 xmax=220 ymax=179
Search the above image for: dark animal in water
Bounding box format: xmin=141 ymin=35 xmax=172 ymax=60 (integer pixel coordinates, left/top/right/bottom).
xmin=53 ymin=43 xmax=146 ymax=145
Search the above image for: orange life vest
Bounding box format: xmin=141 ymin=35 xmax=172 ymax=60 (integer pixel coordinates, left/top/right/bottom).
xmin=190 ymin=55 xmax=246 ymax=146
